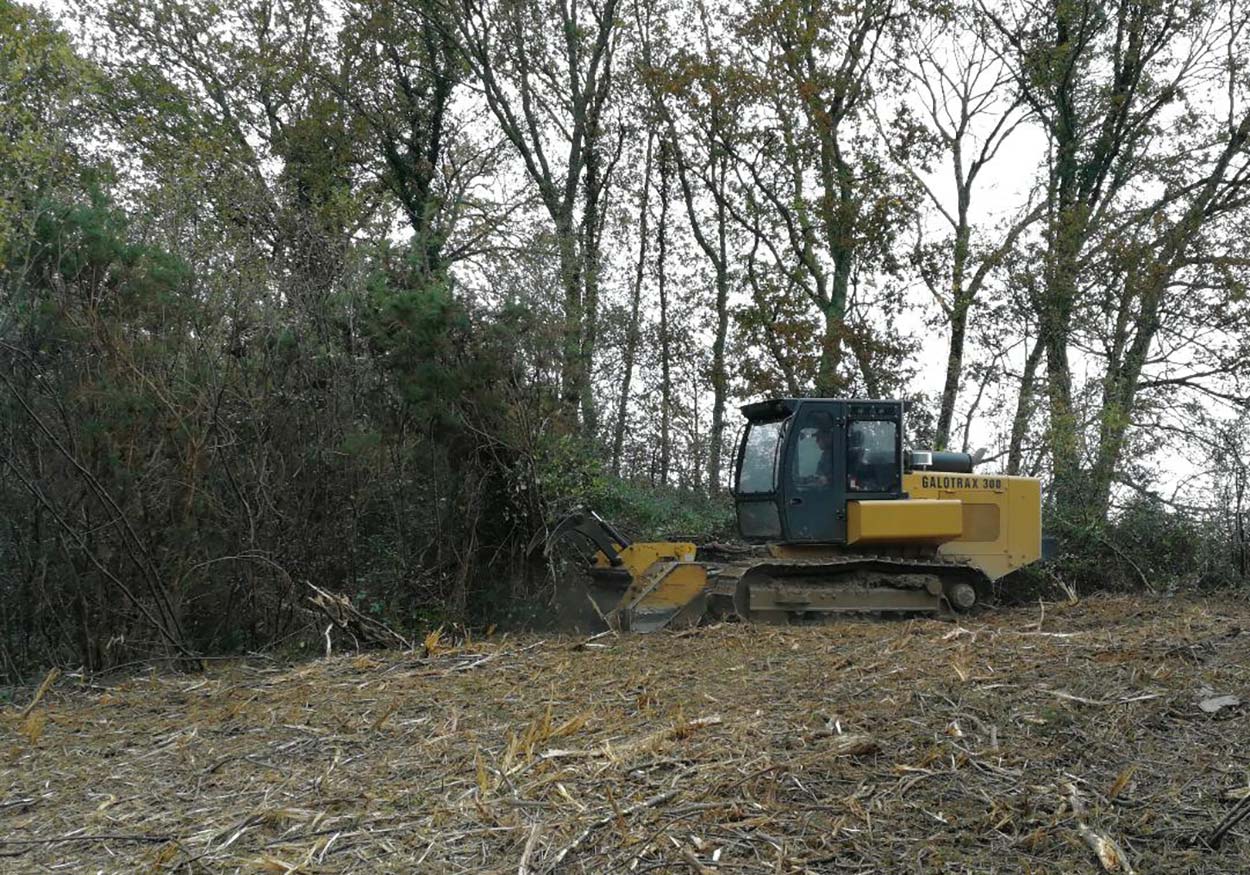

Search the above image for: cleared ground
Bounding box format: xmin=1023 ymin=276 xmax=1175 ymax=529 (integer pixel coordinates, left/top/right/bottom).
xmin=3 ymin=594 xmax=1249 ymax=873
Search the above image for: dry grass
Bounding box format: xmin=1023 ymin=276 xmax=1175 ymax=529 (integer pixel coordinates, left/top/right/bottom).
xmin=3 ymin=593 xmax=1250 ymax=873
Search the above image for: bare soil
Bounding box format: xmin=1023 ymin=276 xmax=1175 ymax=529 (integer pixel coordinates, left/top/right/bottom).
xmin=3 ymin=593 xmax=1250 ymax=873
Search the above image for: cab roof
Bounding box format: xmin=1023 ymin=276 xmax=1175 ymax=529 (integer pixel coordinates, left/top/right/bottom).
xmin=740 ymin=398 xmax=904 ymax=422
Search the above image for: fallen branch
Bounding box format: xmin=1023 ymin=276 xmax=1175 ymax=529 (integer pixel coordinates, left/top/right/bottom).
xmin=607 ymin=715 xmax=723 ymax=759
xmin=517 ymin=821 xmax=542 ymax=875
xmin=1046 ymin=690 xmax=1161 ymax=707
xmin=1205 ymin=795 xmax=1250 ymax=849
xmin=20 ymin=668 xmax=61 ymax=719
xmin=1065 ymin=783 xmax=1136 ymax=874
xmin=524 ymin=716 xmax=724 ymax=776
xmin=0 ymin=833 xmax=174 ymax=846
xmin=680 ymin=845 xmax=716 ymax=874
xmin=805 ymin=731 xmax=879 ymax=755
xmin=305 ymin=582 xmax=410 ymax=651
xmin=552 ymin=790 xmax=678 ymax=865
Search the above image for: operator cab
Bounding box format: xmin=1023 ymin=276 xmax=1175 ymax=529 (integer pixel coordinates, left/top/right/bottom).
xmin=731 ymin=398 xmax=904 ymax=543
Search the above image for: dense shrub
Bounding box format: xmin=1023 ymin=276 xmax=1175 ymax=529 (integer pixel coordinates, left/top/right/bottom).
xmin=1041 ymin=495 xmax=1247 ymax=597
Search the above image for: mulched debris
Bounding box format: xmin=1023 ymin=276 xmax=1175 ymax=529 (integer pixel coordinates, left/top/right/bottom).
xmin=2 ymin=593 xmax=1249 ymax=873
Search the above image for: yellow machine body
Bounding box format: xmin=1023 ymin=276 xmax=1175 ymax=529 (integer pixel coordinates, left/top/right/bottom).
xmin=579 ymin=477 xmax=1042 ymax=629
xmin=847 ymin=499 xmax=963 ymax=545
xmin=544 ymin=397 xmax=1048 ymax=631
xmin=589 ymin=542 xmax=706 ymax=631
xmin=901 ymin=472 xmax=1043 ymax=580
xmin=771 ymin=475 xmax=1042 ymax=580
xmin=592 ymin=541 xmax=697 ymax=576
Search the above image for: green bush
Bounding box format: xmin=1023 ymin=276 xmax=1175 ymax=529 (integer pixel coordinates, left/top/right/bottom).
xmin=1044 ymin=495 xmax=1245 ymax=594
xmin=586 ymin=476 xmax=735 ymax=543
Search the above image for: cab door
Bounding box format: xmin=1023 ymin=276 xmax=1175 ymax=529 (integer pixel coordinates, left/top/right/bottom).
xmin=781 ymin=401 xmax=845 ymax=542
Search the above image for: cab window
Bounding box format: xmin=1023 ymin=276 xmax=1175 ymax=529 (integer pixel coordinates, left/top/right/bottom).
xmin=737 ymin=419 xmax=786 ymax=494
xmin=847 ymin=420 xmax=899 ymax=493
xmin=792 ymin=421 xmax=835 ymax=486
xmin=793 ymin=427 xmax=823 ymax=479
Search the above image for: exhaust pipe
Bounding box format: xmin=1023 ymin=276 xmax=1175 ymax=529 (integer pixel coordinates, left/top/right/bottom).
xmin=907 ymin=450 xmax=974 ymax=474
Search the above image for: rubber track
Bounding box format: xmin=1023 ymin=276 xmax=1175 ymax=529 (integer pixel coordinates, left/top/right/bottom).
xmin=704 ymin=554 xmax=992 ymax=618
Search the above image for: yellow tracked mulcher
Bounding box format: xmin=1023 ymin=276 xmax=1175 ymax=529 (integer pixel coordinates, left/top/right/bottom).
xmin=534 ymin=398 xmax=1047 ymax=632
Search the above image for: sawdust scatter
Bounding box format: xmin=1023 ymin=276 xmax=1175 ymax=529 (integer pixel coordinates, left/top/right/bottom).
xmin=2 ymin=594 xmax=1248 ymax=872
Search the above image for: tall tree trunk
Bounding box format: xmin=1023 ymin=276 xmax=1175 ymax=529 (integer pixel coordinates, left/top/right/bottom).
xmin=611 ymin=133 xmax=654 ymax=476
xmin=816 ymin=148 xmax=854 ymax=396
xmin=936 ymin=302 xmax=967 ymax=451
xmin=688 ymin=369 xmax=702 ymax=491
xmin=707 ymin=181 xmax=730 ymax=492
xmin=1087 ymin=297 xmax=1155 ymax=520
xmin=580 ymin=147 xmax=604 ymax=440
xmin=554 ymin=211 xmax=585 ymax=430
xmin=657 ymin=141 xmax=672 ymax=485
xmin=1039 ymin=196 xmax=1087 ymax=522
xmin=935 ymin=211 xmax=972 ymax=450
xmin=1007 ymin=334 xmax=1044 ymax=476
xmin=1084 ymin=111 xmax=1250 ymax=515
xmin=817 ymin=300 xmax=846 ymax=397
xmin=671 ymin=128 xmax=731 ymax=492
xmin=1036 ymin=0 xmax=1092 ymax=523
xmin=580 ymin=275 xmax=600 ymax=438
xmin=1043 ymin=316 xmax=1081 ymax=515
xmin=454 ymin=0 xmax=620 ymax=434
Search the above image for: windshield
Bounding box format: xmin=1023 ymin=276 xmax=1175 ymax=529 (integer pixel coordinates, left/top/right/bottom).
xmin=737 ymin=419 xmax=787 ymax=494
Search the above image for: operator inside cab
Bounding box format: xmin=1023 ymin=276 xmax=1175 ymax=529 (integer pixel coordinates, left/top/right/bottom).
xmin=814 ymin=427 xmax=834 ymax=485
xmin=809 ymin=420 xmax=880 ymax=492
xmin=848 ymin=420 xmax=898 ymax=493
xmin=847 ymin=423 xmax=865 ymax=490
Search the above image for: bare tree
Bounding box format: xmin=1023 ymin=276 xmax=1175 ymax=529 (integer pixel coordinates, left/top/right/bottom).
xmin=987 ymin=0 xmax=1250 ymax=523
xmin=726 ymin=0 xmax=907 ymax=396
xmin=641 ymin=0 xmax=736 ymax=489
xmin=610 ymin=131 xmax=654 ymax=476
xmin=452 ymin=0 xmax=623 ymax=433
xmin=656 ymin=137 xmax=674 ymax=485
xmin=885 ymin=10 xmax=1041 ymax=449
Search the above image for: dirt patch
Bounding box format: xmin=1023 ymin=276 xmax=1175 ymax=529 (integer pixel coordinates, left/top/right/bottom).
xmin=3 ymin=594 xmax=1250 ymax=873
